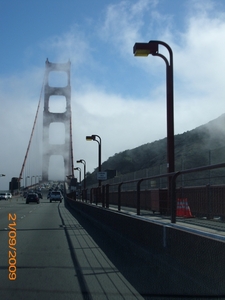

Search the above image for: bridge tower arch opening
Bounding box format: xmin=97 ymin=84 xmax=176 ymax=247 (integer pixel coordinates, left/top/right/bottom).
xmin=42 ymin=59 xmax=74 ymax=182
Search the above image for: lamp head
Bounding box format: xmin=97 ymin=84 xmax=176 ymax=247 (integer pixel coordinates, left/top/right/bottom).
xmin=86 ymin=135 xmax=93 ymax=141
xmin=133 ymin=41 xmax=158 ymax=56
xmin=77 ymin=159 xmax=85 ymax=165
xmin=86 ymin=135 xmax=96 ymax=141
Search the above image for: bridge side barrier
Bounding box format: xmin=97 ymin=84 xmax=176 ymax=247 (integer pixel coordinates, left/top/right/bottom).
xmin=65 ymin=193 xmax=225 ymax=294
xmin=80 ymin=162 xmax=225 ymax=224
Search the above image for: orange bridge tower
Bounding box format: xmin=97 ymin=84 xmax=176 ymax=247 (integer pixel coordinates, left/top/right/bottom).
xmin=42 ymin=59 xmax=74 ymax=181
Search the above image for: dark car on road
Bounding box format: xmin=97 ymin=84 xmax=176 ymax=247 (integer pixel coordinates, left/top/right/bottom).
xmin=26 ymin=193 xmax=40 ymax=204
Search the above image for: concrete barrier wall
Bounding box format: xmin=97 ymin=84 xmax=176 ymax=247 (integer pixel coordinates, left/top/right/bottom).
xmin=166 ymin=226 xmax=225 ymax=287
xmin=66 ymin=198 xmax=225 ymax=294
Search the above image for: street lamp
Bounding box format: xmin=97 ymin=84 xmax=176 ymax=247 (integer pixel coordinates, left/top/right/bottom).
xmin=76 ymin=159 xmax=86 ymax=191
xmin=74 ymin=167 xmax=81 ymax=198
xmin=133 ymin=40 xmax=175 ymax=213
xmin=86 ymin=134 xmax=102 ymax=186
xmin=74 ymin=167 xmax=81 ymax=183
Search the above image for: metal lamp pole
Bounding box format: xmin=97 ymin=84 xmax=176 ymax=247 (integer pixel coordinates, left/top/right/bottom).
xmin=74 ymin=167 xmax=81 ymax=183
xmin=133 ymin=40 xmax=175 ymax=220
xmin=76 ymin=159 xmax=86 ymax=199
xmin=86 ymin=134 xmax=102 ymax=186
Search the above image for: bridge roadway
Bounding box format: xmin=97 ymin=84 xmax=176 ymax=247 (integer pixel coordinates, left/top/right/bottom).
xmin=0 ymin=193 xmax=145 ymax=300
xmin=0 ymin=191 xmax=225 ymax=299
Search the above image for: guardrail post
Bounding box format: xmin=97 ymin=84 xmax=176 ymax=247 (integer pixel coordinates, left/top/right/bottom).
xmin=96 ymin=187 xmax=99 ymax=205
xmin=206 ymin=184 xmax=211 ymax=220
xmin=118 ymin=183 xmax=123 ymax=211
xmin=90 ymin=188 xmax=93 ymax=204
xmin=171 ymin=172 xmax=180 ymax=223
xmin=137 ymin=179 xmax=143 ymax=215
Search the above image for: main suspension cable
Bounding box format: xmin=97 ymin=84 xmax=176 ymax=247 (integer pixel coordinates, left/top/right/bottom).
xmin=18 ymin=72 xmax=46 ymax=182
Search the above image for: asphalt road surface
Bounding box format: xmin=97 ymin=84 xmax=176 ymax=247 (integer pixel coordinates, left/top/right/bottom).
xmin=0 ymin=192 xmax=220 ymax=299
xmin=0 ymin=194 xmax=144 ymax=300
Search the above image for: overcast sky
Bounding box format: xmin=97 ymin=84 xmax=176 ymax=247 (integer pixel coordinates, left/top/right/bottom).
xmin=1 ymin=0 xmax=225 ymax=189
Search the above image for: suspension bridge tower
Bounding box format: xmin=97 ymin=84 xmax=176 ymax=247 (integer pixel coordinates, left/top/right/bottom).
xmin=42 ymin=59 xmax=74 ymax=182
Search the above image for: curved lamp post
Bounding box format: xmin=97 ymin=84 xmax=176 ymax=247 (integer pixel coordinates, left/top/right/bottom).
xmin=74 ymin=167 xmax=81 ymax=183
xmin=86 ymin=134 xmax=102 ymax=186
xmin=74 ymin=167 xmax=81 ymax=198
xmin=76 ymin=159 xmax=86 ymax=191
xmin=133 ymin=40 xmax=175 ymax=219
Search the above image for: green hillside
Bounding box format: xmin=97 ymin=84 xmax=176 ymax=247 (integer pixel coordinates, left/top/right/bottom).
xmin=86 ymin=113 xmax=225 ymax=186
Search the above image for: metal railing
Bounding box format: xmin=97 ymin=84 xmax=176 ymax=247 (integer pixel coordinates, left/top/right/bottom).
xmin=75 ymin=162 xmax=225 ymax=224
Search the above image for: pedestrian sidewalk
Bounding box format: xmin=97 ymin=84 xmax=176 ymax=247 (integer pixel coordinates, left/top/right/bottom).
xmin=109 ymin=204 xmax=225 ymax=242
xmin=59 ymin=204 xmax=144 ymax=299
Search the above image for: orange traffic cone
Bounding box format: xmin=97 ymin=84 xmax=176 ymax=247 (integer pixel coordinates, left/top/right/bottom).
xmin=183 ymin=198 xmax=193 ymax=218
xmin=176 ymin=198 xmax=193 ymax=218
